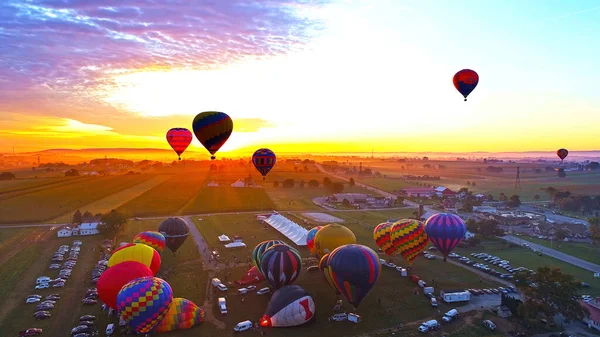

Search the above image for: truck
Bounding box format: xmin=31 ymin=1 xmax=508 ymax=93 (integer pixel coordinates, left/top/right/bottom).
xmin=440 ymin=290 xmax=470 ymax=303
xmin=418 ymin=320 xmax=440 ymax=333
xmin=442 ymin=309 xmax=459 ymax=323
xmin=218 ymin=297 xmax=228 ymax=315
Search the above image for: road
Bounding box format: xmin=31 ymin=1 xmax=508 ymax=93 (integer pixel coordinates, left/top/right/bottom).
xmin=520 ymin=204 xmax=589 ymax=226
xmin=501 ymin=235 xmax=600 ymax=273
xmin=182 ymin=216 xmax=215 ymax=270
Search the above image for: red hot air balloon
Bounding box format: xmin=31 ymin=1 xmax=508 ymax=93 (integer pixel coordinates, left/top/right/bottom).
xmin=166 ymin=128 xmax=193 ymax=160
xmin=453 ymin=69 xmax=479 ymax=101
xmin=557 ymin=148 xmax=568 ymax=162
xmin=97 ymin=261 xmax=154 ymax=309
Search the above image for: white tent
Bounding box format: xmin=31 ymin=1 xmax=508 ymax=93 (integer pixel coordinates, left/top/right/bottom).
xmin=225 ymin=242 xmax=247 ymax=249
xmin=263 ymin=214 xmax=308 ymax=246
xmin=218 ymin=234 xmax=230 ymax=242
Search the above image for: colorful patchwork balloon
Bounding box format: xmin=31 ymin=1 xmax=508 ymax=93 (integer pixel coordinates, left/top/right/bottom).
xmin=389 ymin=219 xmax=429 ymax=266
xmin=306 ymin=226 xmax=323 ymax=256
xmin=154 ymin=298 xmax=205 ymax=333
xmin=259 ymin=244 xmax=302 ymax=289
xmin=133 ymin=231 xmax=166 ymax=254
xmin=252 ymin=240 xmax=285 ymax=269
xmin=97 ymin=261 xmax=154 ymax=309
xmin=252 ymin=148 xmax=277 ymax=180
xmin=327 ymin=244 xmax=381 ymax=308
xmin=117 ymin=276 xmax=173 ymax=334
xmin=425 ymin=213 xmax=466 ymax=261
xmin=108 ymin=243 xmax=161 ymax=275
xmin=373 ymin=222 xmax=396 ymax=255
xmin=318 ymin=253 xmax=339 ymax=294
xmin=192 ymin=111 xmax=233 ymax=160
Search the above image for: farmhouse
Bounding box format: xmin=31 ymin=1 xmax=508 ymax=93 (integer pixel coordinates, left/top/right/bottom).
xmin=57 ymin=227 xmax=73 ymax=238
xmin=582 ymin=298 xmax=600 ymax=331
xmin=56 ymin=222 xmax=101 ymax=238
xmin=401 ymin=187 xmax=436 ymax=198
xmin=435 ymin=186 xmax=457 ymax=197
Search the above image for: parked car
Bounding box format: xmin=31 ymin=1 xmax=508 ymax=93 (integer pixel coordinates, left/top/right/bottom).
xmin=34 ymin=311 xmax=51 ymax=319
xmin=26 ymin=297 xmax=41 ymax=304
xmin=483 ymin=320 xmax=496 ymax=330
xmin=216 ymin=283 xmax=228 ymax=292
xmin=80 ymin=315 xmax=96 ymax=321
xmin=246 ymin=285 xmax=256 ymax=291
xmin=46 ymin=295 xmax=60 ymax=301
xmin=82 ymin=299 xmax=97 ymax=305
xmin=35 ymin=283 xmax=49 ymax=290
xmin=257 ymin=287 xmax=271 ymax=295
xmin=53 ymin=282 xmax=65 ymax=288
xmin=36 ymin=304 xmax=54 ymax=311
xmin=71 ymin=325 xmax=93 ymax=335
xmin=79 ymin=320 xmax=96 ymax=327
xmin=19 ymin=328 xmax=43 ymax=336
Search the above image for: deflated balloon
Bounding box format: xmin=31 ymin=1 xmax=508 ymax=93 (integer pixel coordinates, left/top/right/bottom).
xmin=252 ymin=240 xmax=285 ymax=269
xmin=158 ymin=217 xmax=190 ymax=253
xmin=97 ymin=261 xmax=154 ymax=309
xmin=117 ymin=277 xmax=173 ymax=334
xmin=133 ymin=231 xmax=166 ymax=254
xmin=166 ymin=128 xmax=193 ymax=160
xmin=108 ymin=243 xmax=161 ymax=275
xmin=259 ymin=244 xmax=302 ymax=289
xmin=252 ymin=148 xmax=277 ymax=180
xmin=154 ymin=298 xmax=205 ymax=333
xmin=390 ymin=219 xmax=428 ymax=266
xmin=425 ymin=213 xmax=466 ymax=261
xmin=260 ymin=285 xmax=315 ymax=328
xmin=453 ymin=69 xmax=479 ymax=101
xmin=306 ymin=226 xmax=323 ymax=256
xmin=313 ymin=224 xmax=356 ymax=257
xmin=192 ymin=111 xmax=233 ymax=160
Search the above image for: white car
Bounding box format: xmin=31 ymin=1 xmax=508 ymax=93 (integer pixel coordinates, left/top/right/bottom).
xmin=246 ymin=285 xmax=256 ymax=291
xmin=26 ymin=297 xmax=41 ymax=304
xmin=256 ymin=287 xmax=271 ymax=295
xmin=216 ymin=283 xmax=228 ymax=291
xmin=35 ymin=283 xmax=49 ymax=290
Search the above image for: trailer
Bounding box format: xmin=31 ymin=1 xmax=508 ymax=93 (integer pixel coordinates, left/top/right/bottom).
xmin=440 ymin=291 xmax=470 ymax=303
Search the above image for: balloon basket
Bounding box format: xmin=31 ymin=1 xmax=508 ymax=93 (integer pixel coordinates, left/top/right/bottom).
xmin=262 ymin=177 xmax=265 ymax=181
xmin=464 ymin=98 xmax=467 ymax=101
xmin=178 ymin=157 xmax=181 ymax=161
xmin=211 ymin=155 xmax=216 ymax=160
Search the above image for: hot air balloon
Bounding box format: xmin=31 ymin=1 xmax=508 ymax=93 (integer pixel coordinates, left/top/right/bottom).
xmin=389 ymin=219 xmax=429 ymax=266
xmin=133 ymin=230 xmax=166 ymax=254
xmin=327 ymin=244 xmax=381 ymax=309
xmin=453 ymin=69 xmax=479 ymax=101
xmin=260 ymin=285 xmax=315 ymax=328
xmin=424 ymin=213 xmax=466 ymax=261
xmin=108 ymin=243 xmax=161 ymax=275
xmin=158 ymin=217 xmax=190 ymax=253
xmin=252 ymin=148 xmax=277 ymax=180
xmin=117 ymin=276 xmax=173 ymax=334
xmin=306 ymin=226 xmax=323 ymax=256
xmin=313 ymin=224 xmax=356 ymax=257
xmin=318 ymin=253 xmax=339 ymax=294
xmin=259 ymin=244 xmax=302 ymax=289
xmin=557 ymin=148 xmax=568 ymax=162
xmin=154 ymin=298 xmax=205 ymax=333
xmin=97 ymin=261 xmax=154 ymax=310
xmin=192 ymin=111 xmax=233 ymax=160
xmin=252 ymin=240 xmax=285 ymax=269
xmin=373 ymin=222 xmax=396 ymax=255
xmin=166 ymin=128 xmax=193 ymax=160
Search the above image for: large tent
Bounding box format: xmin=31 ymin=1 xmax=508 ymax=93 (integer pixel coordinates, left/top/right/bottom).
xmin=263 ymin=214 xmax=308 ymax=246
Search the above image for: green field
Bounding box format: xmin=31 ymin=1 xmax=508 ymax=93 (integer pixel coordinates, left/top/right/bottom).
xmin=183 ymin=187 xmax=275 ymax=214
xmin=0 ymin=176 xmax=87 ymax=195
xmin=520 ymin=236 xmax=600 ymax=266
xmin=0 ymin=174 xmax=154 ymax=224
xmin=117 ymin=173 xmax=208 ymax=216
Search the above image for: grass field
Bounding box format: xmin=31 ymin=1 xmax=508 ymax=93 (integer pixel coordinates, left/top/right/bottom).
xmin=0 ymin=174 xmax=154 ymax=224
xmin=0 ymin=176 xmax=86 ymax=195
xmin=117 ymin=172 xmax=208 ymax=216
xmin=519 ymin=236 xmax=600 ymax=266
xmin=183 ymin=187 xmax=276 ymax=214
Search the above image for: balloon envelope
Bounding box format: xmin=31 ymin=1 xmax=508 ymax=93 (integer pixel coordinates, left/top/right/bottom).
xmin=453 ymin=69 xmax=479 ymax=101
xmin=158 ymin=217 xmax=190 ymax=253
xmin=373 ymin=222 xmax=396 ymax=255
xmin=306 ymin=226 xmax=323 ymax=255
xmin=327 ymin=244 xmax=381 ymax=308
xmin=252 ymin=240 xmax=285 ymax=269
xmin=313 ymin=224 xmax=356 ymax=257
xmin=252 ymin=148 xmax=277 ymax=179
xmin=389 ymin=219 xmax=428 ymax=266
xmin=154 ymin=298 xmax=205 ymax=333
xmin=133 ymin=231 xmax=166 ymax=254
xmin=260 ymin=285 xmax=315 ymax=328
xmin=108 ymin=243 xmax=161 ymax=275
xmin=117 ymin=276 xmax=173 ymax=334
xmin=259 ymin=244 xmax=302 ymax=289
xmin=557 ymin=148 xmax=568 ymax=160
xmin=318 ymin=253 xmax=338 ymax=293
xmin=166 ymin=128 xmax=193 ymax=160
xmin=424 ymin=213 xmax=466 ymax=259
xmin=97 ymin=261 xmax=154 ymax=309
xmin=192 ymin=111 xmax=233 ymax=160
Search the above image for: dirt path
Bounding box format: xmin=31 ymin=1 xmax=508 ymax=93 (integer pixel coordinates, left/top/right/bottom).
xmin=201 ymin=269 xmax=226 ymax=330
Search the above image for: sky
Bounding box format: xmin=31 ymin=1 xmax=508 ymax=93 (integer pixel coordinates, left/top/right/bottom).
xmin=1 ymin=0 xmax=600 ymax=156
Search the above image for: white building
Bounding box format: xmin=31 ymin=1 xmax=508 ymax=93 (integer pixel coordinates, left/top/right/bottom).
xmin=57 ymin=227 xmax=73 ymax=238
xmin=78 ymin=222 xmax=100 ymax=236
xmin=207 ymin=181 xmax=219 ymax=187
xmin=231 ymin=179 xmax=245 ymax=188
xmin=464 ymin=231 xmax=476 ymax=240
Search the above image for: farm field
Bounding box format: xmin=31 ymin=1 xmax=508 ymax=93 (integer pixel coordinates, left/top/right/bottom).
xmin=0 ymin=174 xmax=154 ymax=224
xmin=183 ymin=186 xmax=275 ymax=214
xmin=520 ymin=236 xmax=600 ymax=266
xmin=117 ymin=171 xmax=208 ymax=217
xmin=0 ymin=176 xmax=86 ymax=195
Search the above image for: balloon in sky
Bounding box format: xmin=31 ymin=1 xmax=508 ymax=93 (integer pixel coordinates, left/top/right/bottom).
xmin=557 ymin=148 xmax=568 ymax=161
xmin=453 ymin=69 xmax=479 ymax=101
xmin=252 ymin=148 xmax=277 ymax=180
xmin=154 ymin=298 xmax=205 ymax=333
xmin=133 ymin=231 xmax=166 ymax=254
xmin=108 ymin=243 xmax=161 ymax=275
xmin=306 ymin=226 xmax=323 ymax=256
xmin=424 ymin=213 xmax=466 ymax=261
xmin=389 ymin=219 xmax=429 ymax=266
xmin=313 ymin=224 xmax=356 ymax=257
xmin=259 ymin=244 xmax=302 ymax=289
xmin=260 ymin=285 xmax=315 ymax=328
xmin=318 ymin=253 xmax=339 ymax=294
xmin=373 ymin=222 xmax=396 ymax=255
xmin=97 ymin=261 xmax=154 ymax=309
xmin=117 ymin=276 xmax=173 ymax=334
xmin=166 ymin=128 xmax=193 ymax=160
xmin=192 ymin=111 xmax=233 ymax=160
xmin=327 ymin=244 xmax=381 ymax=308
xmin=252 ymin=240 xmax=285 ymax=269
xmin=158 ymin=217 xmax=190 ymax=253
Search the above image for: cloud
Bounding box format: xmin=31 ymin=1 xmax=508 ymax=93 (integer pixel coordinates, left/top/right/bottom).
xmin=234 ymin=118 xmax=275 ymax=132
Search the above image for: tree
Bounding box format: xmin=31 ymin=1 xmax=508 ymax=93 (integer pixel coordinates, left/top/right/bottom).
xmin=468 ymin=235 xmax=482 ymax=247
xmin=466 ymin=181 xmax=471 ymax=186
xmin=507 ymin=195 xmax=521 ymax=208
xmin=65 ymin=169 xmax=79 ymax=177
xmin=471 ymin=181 xmax=476 ymax=187
xmin=554 ymin=228 xmax=569 ymax=241
xmin=273 ymin=181 xmax=279 ymax=187
xmin=299 ymin=180 xmax=305 ymax=188
xmin=0 ymin=172 xmax=16 ymax=180
xmin=328 ymin=182 xmax=344 ymax=194
xmin=589 ymin=162 xmax=600 ymax=170
xmin=72 ymin=210 xmax=82 ymax=223
xmin=323 ymin=177 xmax=332 ymax=187
xmin=534 ymin=194 xmax=540 ymax=201
xmin=515 ymin=267 xmax=588 ymax=321
xmin=498 ymin=192 xmax=507 ymax=202
xmin=545 ymin=186 xmax=557 ymax=198
xmin=349 ymin=178 xmax=355 ymax=187
xmin=101 ymin=209 xmax=129 ymax=238
xmin=83 ymin=211 xmax=94 ymax=220
xmin=487 ymin=194 xmax=494 ymax=201
xmin=307 ymin=179 xmax=319 ymax=187
xmin=342 ymin=198 xmax=350 ymax=206
xmin=589 ymin=217 xmax=600 ymax=244
xmin=282 ymin=179 xmax=295 ymax=188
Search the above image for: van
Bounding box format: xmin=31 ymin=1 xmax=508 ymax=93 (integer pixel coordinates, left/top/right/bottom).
xmin=106 ymin=323 xmax=115 ymax=335
xmin=348 ymin=313 xmax=362 ymax=323
xmin=234 ymin=320 xmax=253 ymax=332
xmin=423 ymin=287 xmax=434 ymax=295
xmin=238 ymin=288 xmax=248 ymax=295
xmin=430 ymin=298 xmax=438 ymax=307
xmin=37 ymin=276 xmax=51 ymax=285
xmin=218 ymin=297 xmax=227 ymax=315
xmin=418 ymin=320 xmax=439 ymax=332
xmin=331 ymin=313 xmax=347 ymax=321
xmin=442 ymin=309 xmax=459 ymax=323
xmin=212 ymin=278 xmax=222 ymax=287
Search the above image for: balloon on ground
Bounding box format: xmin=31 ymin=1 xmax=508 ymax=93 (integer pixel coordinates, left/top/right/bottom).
xmin=453 ymin=69 xmax=479 ymax=101
xmin=133 ymin=230 xmax=166 ymax=254
xmin=192 ymin=111 xmax=233 ymax=160
xmin=259 ymin=244 xmax=302 ymax=289
xmin=97 ymin=261 xmax=154 ymax=309
xmin=313 ymin=224 xmax=356 ymax=257
xmin=108 ymin=243 xmax=161 ymax=275
xmin=260 ymin=285 xmax=316 ymax=328
xmin=154 ymin=298 xmax=205 ymax=333
xmin=158 ymin=217 xmax=190 ymax=253
xmin=252 ymin=240 xmax=285 ymax=269
xmin=424 ymin=213 xmax=466 ymax=261
xmin=306 ymin=226 xmax=323 ymax=255
xmin=166 ymin=128 xmax=193 ymax=160
xmin=389 ymin=219 xmax=429 ymax=266
xmin=117 ymin=276 xmax=173 ymax=334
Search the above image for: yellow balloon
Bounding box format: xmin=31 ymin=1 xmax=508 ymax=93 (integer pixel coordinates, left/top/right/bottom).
xmin=313 ymin=224 xmax=356 ymax=257
xmin=108 ymin=243 xmax=161 ymax=275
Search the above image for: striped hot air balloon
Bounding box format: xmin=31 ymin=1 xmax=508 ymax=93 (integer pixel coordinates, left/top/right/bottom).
xmin=373 ymin=222 xmax=396 ymax=255
xmin=252 ymin=240 xmax=285 ymax=269
xmin=252 ymin=148 xmax=277 ymax=180
xmin=259 ymin=244 xmax=302 ymax=289
xmin=133 ymin=231 xmax=166 ymax=254
xmin=306 ymin=226 xmax=323 ymax=256
xmin=389 ymin=219 xmax=429 ymax=266
xmin=318 ymin=253 xmax=339 ymax=294
xmin=154 ymin=298 xmax=205 ymax=333
xmin=424 ymin=213 xmax=466 ymax=261
xmin=166 ymin=128 xmax=193 ymax=160
xmin=192 ymin=111 xmax=233 ymax=160
xmin=117 ymin=277 xmax=173 ymax=334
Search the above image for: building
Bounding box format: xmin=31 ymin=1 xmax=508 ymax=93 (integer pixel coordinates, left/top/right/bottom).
xmin=57 ymin=227 xmax=73 ymax=238
xmin=401 ymin=187 xmax=436 ymax=198
xmin=231 ymin=179 xmax=246 ymax=188
xmin=331 ymin=193 xmax=368 ymax=204
xmin=78 ymin=222 xmax=100 ymax=236
xmin=473 ymin=206 xmax=498 ymax=214
xmin=435 ymin=186 xmax=457 ymax=197
xmin=582 ymin=298 xmax=600 ymax=331
xmin=207 ymin=181 xmax=219 ymax=187
xmin=464 ymin=231 xmax=476 ymax=240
